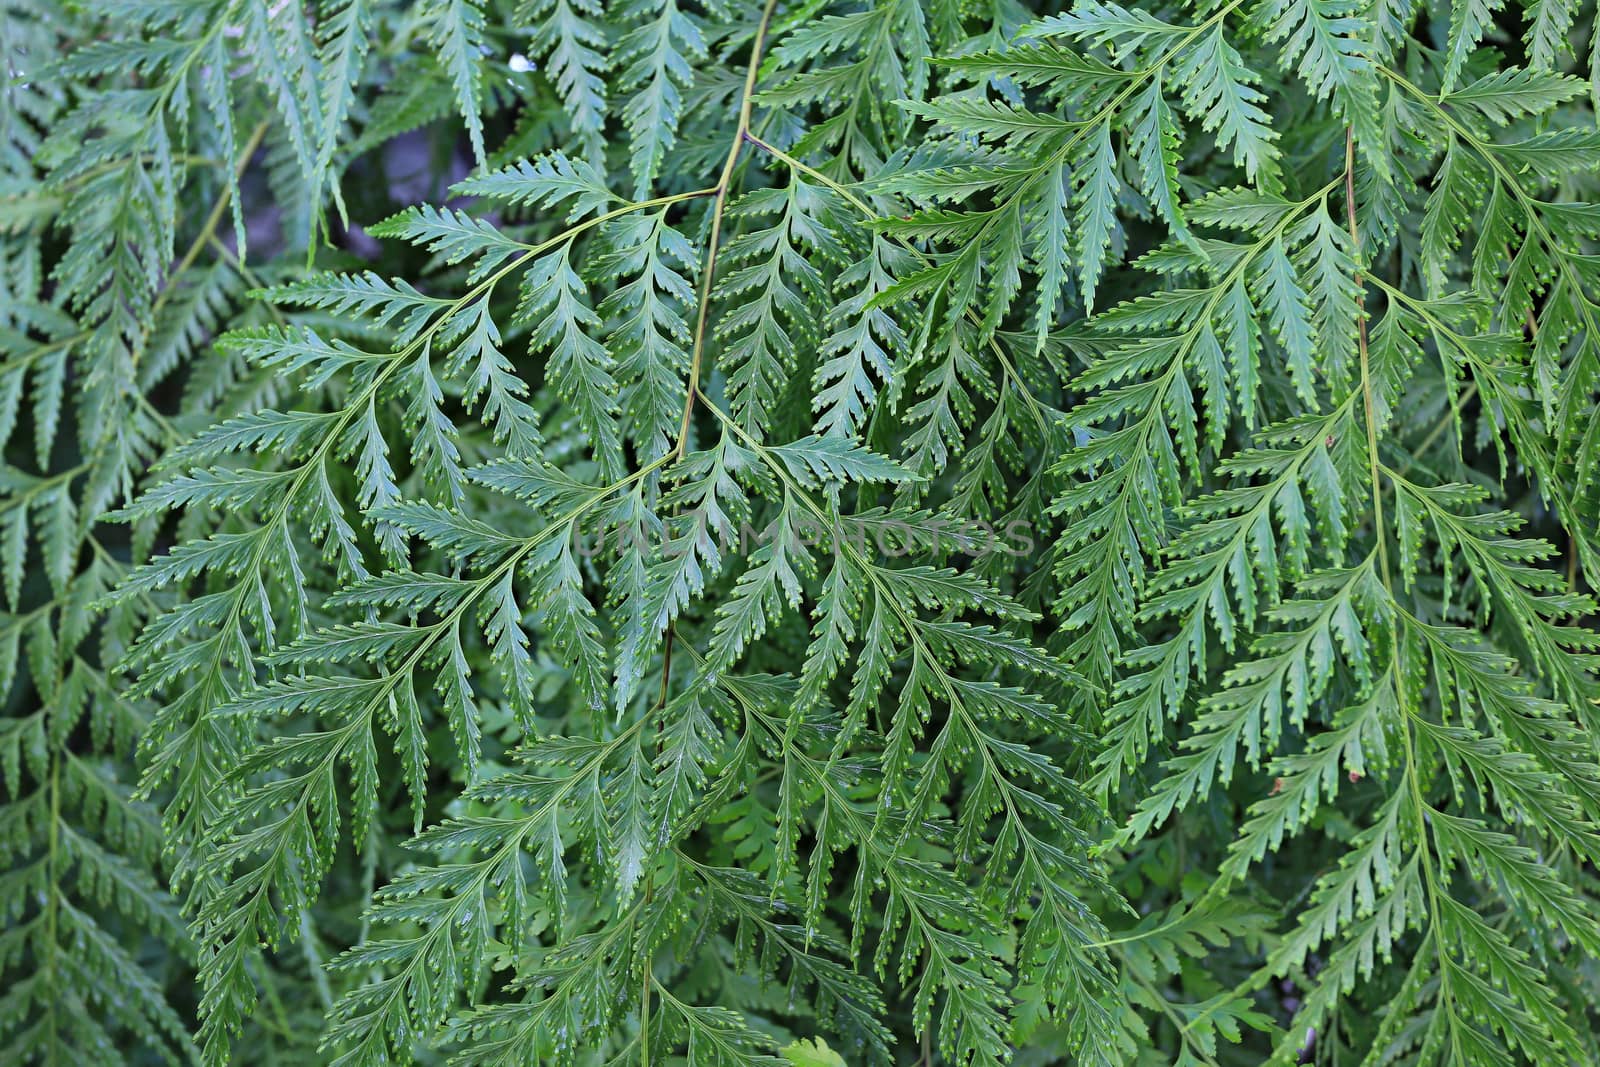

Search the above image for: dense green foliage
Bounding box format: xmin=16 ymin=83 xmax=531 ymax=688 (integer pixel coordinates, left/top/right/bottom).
xmin=5 ymin=0 xmax=1600 ymax=1063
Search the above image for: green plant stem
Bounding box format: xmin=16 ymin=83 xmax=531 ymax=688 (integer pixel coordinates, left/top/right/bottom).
xmin=43 ymin=756 xmax=60 ymax=1067
xmin=1182 ymin=128 xmax=1434 ymax=1040
xmin=0 ymin=332 xmax=90 ymax=378
xmin=1347 ymin=121 xmax=1455 ymax=1057
xmin=1396 ymin=383 xmax=1478 ymax=479
xmin=147 ymin=119 xmax=271 ymax=330
xmin=675 ymin=0 xmax=785 ymax=459
xmin=639 ymin=873 xmax=654 ymax=1067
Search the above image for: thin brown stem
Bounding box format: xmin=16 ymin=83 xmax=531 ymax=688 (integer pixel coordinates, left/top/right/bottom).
xmin=674 ymin=0 xmax=784 ymax=458
xmin=656 ymin=625 xmax=676 ymax=711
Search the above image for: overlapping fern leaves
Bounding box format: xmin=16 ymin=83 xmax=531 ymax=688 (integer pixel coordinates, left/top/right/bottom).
xmin=5 ymin=0 xmax=1600 ymax=1064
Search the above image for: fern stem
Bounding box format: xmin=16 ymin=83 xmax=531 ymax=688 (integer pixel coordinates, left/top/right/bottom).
xmin=49 ymin=153 xmax=225 ymax=190
xmin=1346 ymin=129 xmax=1387 ymax=596
xmin=1183 ymin=134 xmax=1429 ymax=1041
xmin=0 ymin=332 xmax=90 ymax=378
xmin=638 ymin=873 xmax=654 ymax=1067
xmin=207 ymin=234 xmax=289 ymax=326
xmin=298 ymin=905 xmax=334 ymax=1012
xmin=675 ymin=0 xmax=784 ymax=458
xmin=650 ymin=2 xmax=786 ymax=916
xmin=741 ymin=134 xmax=868 ymax=215
xmin=146 ymin=119 xmax=271 ymax=333
xmin=43 ymin=753 xmax=60 ymax=1067
xmin=1136 ymin=969 xmax=1224 ymax=1067
xmin=1347 ymin=122 xmax=1457 ymax=1053
xmin=1394 ymin=382 xmax=1477 ymax=479
xmin=3 ymin=462 xmax=90 ymax=510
